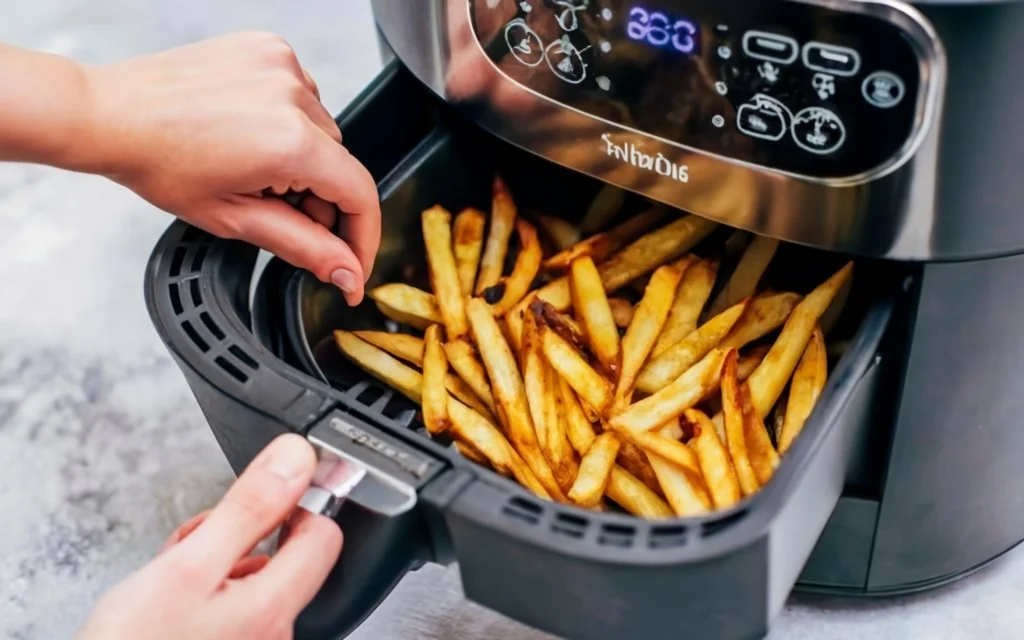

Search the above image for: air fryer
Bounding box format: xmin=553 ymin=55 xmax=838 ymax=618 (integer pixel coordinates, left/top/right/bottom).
xmin=144 ymin=1 xmax=1024 ymax=639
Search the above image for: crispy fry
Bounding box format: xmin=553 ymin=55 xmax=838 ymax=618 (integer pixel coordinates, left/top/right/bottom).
xmin=422 ymin=206 xmax=469 ymax=339
xmin=527 ymin=214 xmax=718 ymax=315
xmin=568 ymin=432 xmax=621 ymax=508
xmin=686 ymin=408 xmax=742 ymax=509
xmin=636 ymin=300 xmax=748 ymax=395
xmin=524 ymin=312 xmax=578 ymax=492
xmin=560 ymin=377 xmax=670 ymax=517
xmin=772 ymin=403 xmax=786 ymax=444
xmin=778 ymin=327 xmax=828 ymax=454
xmin=542 ymin=326 xmax=614 ymax=414
xmin=447 ymin=396 xmax=551 ymax=499
xmin=706 ymin=235 xmax=779 ymax=319
xmin=620 ymin=426 xmax=704 ymax=482
xmin=819 ymin=272 xmax=853 ymax=336
xmin=610 ymin=348 xmax=727 ymax=433
xmin=453 ymin=207 xmax=486 ymax=296
xmin=613 ymin=261 xmax=687 ymax=411
xmin=545 ymin=206 xmax=667 ymax=271
xmin=721 ymin=351 xmax=760 ymax=496
xmin=571 ymin=255 xmax=621 ymax=378
xmin=704 ymin=345 xmax=771 ymax=415
xmin=579 ymin=184 xmax=626 ymax=234
xmin=741 ymin=383 xmax=780 ymax=485
xmin=369 ymin=284 xmax=442 ymax=330
xmin=615 ymin=440 xmax=663 ymax=496
xmin=466 ymin=298 xmax=567 ymax=501
xmin=422 ymin=325 xmax=450 ymax=435
xmin=487 ymin=219 xmax=543 ymax=316
xmin=608 ymin=298 xmax=635 ymax=328
xmin=443 ymin=338 xmax=498 ymax=418
xmin=454 ymin=440 xmax=491 ymax=468
xmin=747 ymin=262 xmax=852 ymax=418
xmin=652 ymin=258 xmax=718 ymax=357
xmin=334 ymin=331 xmax=421 ymax=402
xmin=720 ymin=292 xmax=802 ymax=350
xmin=536 ymin=214 xmax=580 ymax=251
xmin=647 ymin=422 xmax=712 ymax=517
xmin=476 ymin=176 xmax=518 ymax=295
xmin=352 ymin=331 xmax=424 ymax=366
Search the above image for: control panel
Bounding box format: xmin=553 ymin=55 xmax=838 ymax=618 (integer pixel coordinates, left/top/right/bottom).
xmin=468 ymin=0 xmax=925 ymax=179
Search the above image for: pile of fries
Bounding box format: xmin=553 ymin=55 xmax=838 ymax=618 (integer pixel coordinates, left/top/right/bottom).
xmin=334 ymin=177 xmax=853 ymax=519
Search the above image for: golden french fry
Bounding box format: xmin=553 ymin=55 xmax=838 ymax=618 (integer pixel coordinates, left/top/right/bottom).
xmin=369 ymin=284 xmax=442 ymax=330
xmin=579 ymin=184 xmax=626 ymax=234
xmin=705 ymin=235 xmax=779 ymax=319
xmin=610 ymin=348 xmax=727 ymax=433
xmin=772 ymin=402 xmax=786 ymax=444
xmin=720 ymin=292 xmax=802 ymax=350
xmin=619 ymin=426 xmax=704 ymax=483
xmin=476 ymin=176 xmax=518 ymax=295
xmin=819 ymin=272 xmax=853 ymax=336
xmin=747 ymin=261 xmax=852 ymax=418
xmin=568 ymin=432 xmax=622 ymax=508
xmin=652 ymin=258 xmax=718 ymax=357
xmin=443 ymin=338 xmax=498 ymax=418
xmin=542 ymin=326 xmax=613 ymax=414
xmin=422 ymin=206 xmax=469 ymax=339
xmin=647 ymin=422 xmax=712 ymax=517
xmin=334 ymin=331 xmax=422 ymax=402
xmin=352 ymin=331 xmax=424 ymax=367
xmin=704 ymin=345 xmax=771 ymax=415
xmin=447 ymin=396 xmax=551 ymax=499
xmin=615 ymin=440 xmax=663 ymax=496
xmin=488 ymin=219 xmax=542 ymax=316
xmin=454 ymin=440 xmax=491 ymax=468
xmin=545 ymin=206 xmax=667 ymax=271
xmin=571 ymin=255 xmax=621 ymax=378
xmin=605 ymin=466 xmax=673 ymax=519
xmin=536 ymin=214 xmax=580 ymax=251
xmin=445 ymin=373 xmax=495 ymax=421
xmin=524 ymin=312 xmax=578 ymax=493
xmin=778 ymin=327 xmax=828 ymax=454
xmin=453 ymin=207 xmax=486 ymax=296
xmin=721 ymin=350 xmax=760 ymax=496
xmin=686 ymin=408 xmax=742 ymax=509
xmin=612 ymin=260 xmax=687 ymax=411
xmin=636 ymin=300 xmax=749 ymax=395
xmin=466 ymin=298 xmax=568 ymax=501
xmin=422 ymin=325 xmax=450 ymax=435
xmin=527 ymin=215 xmax=718 ymax=315
xmin=560 ymin=376 xmax=597 ymax=454
xmin=741 ymin=382 xmax=780 ymax=485
xmin=608 ymin=298 xmax=635 ymax=328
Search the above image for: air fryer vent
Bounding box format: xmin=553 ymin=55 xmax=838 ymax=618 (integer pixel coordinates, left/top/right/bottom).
xmin=502 ymin=496 xmax=543 ymax=526
xmin=162 ymin=228 xmax=260 ymax=388
xmin=701 ymin=508 xmax=749 ymax=538
xmin=343 ymin=380 xmax=418 ymax=427
xmin=598 ymin=524 xmax=637 ymax=548
xmin=649 ymin=524 xmax=688 ymax=549
xmin=551 ymin=513 xmax=588 ymax=539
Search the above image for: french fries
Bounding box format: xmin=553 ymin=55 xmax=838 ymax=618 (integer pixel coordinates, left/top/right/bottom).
xmin=422 ymin=325 xmax=450 ymax=435
xmin=335 ymin=176 xmax=856 ymax=522
xmin=422 ymin=206 xmax=469 ymax=339
xmin=453 ymin=208 xmax=486 ymax=296
xmin=476 ymin=176 xmax=518 ymax=295
xmin=778 ymin=327 xmax=828 ymax=454
xmin=369 ymin=284 xmax=442 ymax=330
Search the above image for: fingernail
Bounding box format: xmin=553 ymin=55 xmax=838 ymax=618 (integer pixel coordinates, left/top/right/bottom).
xmin=263 ymin=436 xmax=312 ymax=483
xmin=330 ymin=268 xmax=357 ymax=294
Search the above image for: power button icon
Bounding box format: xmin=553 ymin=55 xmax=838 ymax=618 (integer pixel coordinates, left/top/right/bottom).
xmin=862 ymin=71 xmax=905 ymax=109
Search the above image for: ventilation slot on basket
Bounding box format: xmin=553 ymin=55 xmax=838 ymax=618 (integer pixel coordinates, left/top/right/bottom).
xmin=649 ymin=524 xmax=688 ymax=549
xmin=228 ymin=345 xmax=258 ymax=370
xmin=551 ymin=513 xmax=588 ymax=539
xmin=181 ymin=321 xmax=209 ymax=353
xmin=191 ymin=245 xmax=209 ymax=271
xmin=598 ymin=524 xmax=637 ymax=548
xmin=701 ymin=509 xmax=748 ymax=538
xmin=179 ymin=225 xmax=212 ymax=244
xmin=168 ymin=283 xmax=184 ymax=316
xmin=199 ymin=311 xmax=225 ymax=341
xmin=169 ymin=247 xmax=187 ymax=278
xmin=502 ymin=496 xmax=543 ymax=526
xmin=190 ymin=279 xmax=203 ymax=308
xmin=215 ymin=356 xmax=249 ymax=384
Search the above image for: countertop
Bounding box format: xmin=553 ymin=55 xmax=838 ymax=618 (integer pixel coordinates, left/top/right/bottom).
xmin=1 ymin=2 xmax=1022 ymax=638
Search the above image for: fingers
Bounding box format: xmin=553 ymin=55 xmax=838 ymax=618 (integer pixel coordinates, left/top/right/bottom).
xmin=300 ymin=194 xmax=338 ymax=229
xmin=228 ymin=554 xmax=271 ymax=580
xmin=298 ymin=138 xmax=381 ymax=282
xmin=162 ymin=434 xmax=317 ymax=590
xmin=220 ymin=195 xmax=367 ymax=305
xmin=158 ymin=509 xmax=212 ymax=554
xmin=235 ymin=510 xmax=343 ymax=617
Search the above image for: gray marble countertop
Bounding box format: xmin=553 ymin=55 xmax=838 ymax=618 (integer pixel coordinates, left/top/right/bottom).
xmin=2 ymin=2 xmax=1023 ymax=638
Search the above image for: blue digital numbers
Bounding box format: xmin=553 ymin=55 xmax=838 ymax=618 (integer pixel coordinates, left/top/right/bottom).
xmin=626 ymin=6 xmax=699 ymax=54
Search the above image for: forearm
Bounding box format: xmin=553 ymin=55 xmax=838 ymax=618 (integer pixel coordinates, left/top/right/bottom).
xmin=0 ymin=44 xmax=93 ymax=169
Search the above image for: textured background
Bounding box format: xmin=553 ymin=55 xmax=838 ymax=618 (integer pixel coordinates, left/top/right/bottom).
xmin=1 ymin=1 xmax=1022 ymax=638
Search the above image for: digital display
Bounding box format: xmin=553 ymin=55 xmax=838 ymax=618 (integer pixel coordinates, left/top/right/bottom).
xmin=468 ymin=0 xmax=923 ymax=180
xmin=626 ymin=6 xmax=700 ymax=54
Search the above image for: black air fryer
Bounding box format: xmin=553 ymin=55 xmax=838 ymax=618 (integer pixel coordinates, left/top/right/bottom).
xmin=144 ymin=1 xmax=1024 ymax=638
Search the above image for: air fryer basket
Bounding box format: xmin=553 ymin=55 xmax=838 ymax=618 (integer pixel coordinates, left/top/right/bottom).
xmin=146 ymin=61 xmax=912 ymax=640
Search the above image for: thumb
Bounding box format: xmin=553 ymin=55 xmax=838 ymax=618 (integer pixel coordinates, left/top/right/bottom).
xmin=218 ymin=195 xmax=366 ymax=305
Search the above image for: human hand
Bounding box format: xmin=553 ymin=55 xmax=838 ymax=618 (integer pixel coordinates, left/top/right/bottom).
xmin=70 ymin=32 xmax=380 ymax=305
xmin=78 ymin=434 xmax=343 ymax=640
